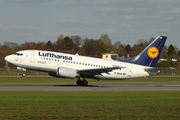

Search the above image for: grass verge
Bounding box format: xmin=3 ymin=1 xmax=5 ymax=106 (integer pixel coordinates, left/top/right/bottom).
xmin=0 ymin=92 xmax=180 ymax=120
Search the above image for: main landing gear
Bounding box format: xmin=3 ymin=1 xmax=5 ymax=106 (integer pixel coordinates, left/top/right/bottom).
xmin=76 ymin=78 xmax=88 ymax=86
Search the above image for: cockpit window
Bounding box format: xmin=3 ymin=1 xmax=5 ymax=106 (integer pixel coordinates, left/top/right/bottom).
xmin=14 ymin=53 xmax=23 ymax=56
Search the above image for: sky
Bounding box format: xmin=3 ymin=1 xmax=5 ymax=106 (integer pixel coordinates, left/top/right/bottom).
xmin=0 ymin=0 xmax=180 ymax=49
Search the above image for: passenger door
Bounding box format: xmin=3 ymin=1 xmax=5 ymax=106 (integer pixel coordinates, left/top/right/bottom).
xmin=30 ymin=52 xmax=36 ymax=63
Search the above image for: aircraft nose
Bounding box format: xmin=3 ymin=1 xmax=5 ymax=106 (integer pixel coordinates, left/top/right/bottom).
xmin=4 ymin=55 xmax=12 ymax=62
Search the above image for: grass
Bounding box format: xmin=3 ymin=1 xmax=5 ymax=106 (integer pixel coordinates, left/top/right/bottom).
xmin=0 ymin=92 xmax=180 ymax=120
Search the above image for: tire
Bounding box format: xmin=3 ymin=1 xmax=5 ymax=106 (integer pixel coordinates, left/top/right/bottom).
xmin=76 ymin=80 xmax=82 ymax=86
xmin=82 ymin=80 xmax=88 ymax=86
xmin=22 ymin=73 xmax=26 ymax=77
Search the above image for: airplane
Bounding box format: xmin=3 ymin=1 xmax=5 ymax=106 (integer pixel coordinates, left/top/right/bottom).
xmin=5 ymin=35 xmax=167 ymax=86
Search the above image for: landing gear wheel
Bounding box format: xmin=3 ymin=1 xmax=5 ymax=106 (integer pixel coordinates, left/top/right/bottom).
xmin=82 ymin=80 xmax=88 ymax=86
xmin=76 ymin=79 xmax=82 ymax=86
xmin=22 ymin=73 xmax=26 ymax=77
xmin=76 ymin=79 xmax=88 ymax=86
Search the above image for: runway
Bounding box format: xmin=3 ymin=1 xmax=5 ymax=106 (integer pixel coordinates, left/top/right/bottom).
xmin=0 ymin=82 xmax=180 ymax=91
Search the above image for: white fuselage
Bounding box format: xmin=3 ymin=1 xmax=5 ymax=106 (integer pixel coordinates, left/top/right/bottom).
xmin=5 ymin=50 xmax=158 ymax=80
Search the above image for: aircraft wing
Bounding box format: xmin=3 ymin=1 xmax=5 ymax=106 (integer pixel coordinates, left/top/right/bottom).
xmin=78 ymin=66 xmax=125 ymax=76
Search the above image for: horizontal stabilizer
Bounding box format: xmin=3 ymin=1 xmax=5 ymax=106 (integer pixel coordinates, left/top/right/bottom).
xmin=144 ymin=67 xmax=175 ymax=71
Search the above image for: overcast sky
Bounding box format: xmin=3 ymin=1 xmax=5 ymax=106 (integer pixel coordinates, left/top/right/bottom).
xmin=0 ymin=0 xmax=180 ymax=48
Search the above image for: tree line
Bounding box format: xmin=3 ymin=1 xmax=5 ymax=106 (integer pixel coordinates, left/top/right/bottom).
xmin=0 ymin=34 xmax=180 ymax=69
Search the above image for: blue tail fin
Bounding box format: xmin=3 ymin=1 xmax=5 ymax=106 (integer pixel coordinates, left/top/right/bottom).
xmin=121 ymin=35 xmax=167 ymax=67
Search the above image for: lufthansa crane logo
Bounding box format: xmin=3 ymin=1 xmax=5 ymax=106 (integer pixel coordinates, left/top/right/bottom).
xmin=147 ymin=46 xmax=159 ymax=59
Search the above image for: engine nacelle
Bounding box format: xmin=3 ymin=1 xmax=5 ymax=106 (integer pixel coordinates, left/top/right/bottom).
xmin=56 ymin=67 xmax=77 ymax=78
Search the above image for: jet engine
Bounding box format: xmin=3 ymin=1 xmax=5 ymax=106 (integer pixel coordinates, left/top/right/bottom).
xmin=55 ymin=67 xmax=77 ymax=78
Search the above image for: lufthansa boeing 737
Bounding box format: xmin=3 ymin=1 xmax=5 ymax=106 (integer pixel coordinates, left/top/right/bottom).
xmin=5 ymin=35 xmax=167 ymax=86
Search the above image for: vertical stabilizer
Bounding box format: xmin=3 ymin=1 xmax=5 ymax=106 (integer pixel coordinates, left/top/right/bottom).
xmin=121 ymin=36 xmax=167 ymax=67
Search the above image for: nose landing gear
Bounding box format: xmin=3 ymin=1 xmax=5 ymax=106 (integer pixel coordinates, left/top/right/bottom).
xmin=17 ymin=67 xmax=26 ymax=77
xmin=22 ymin=72 xmax=26 ymax=77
